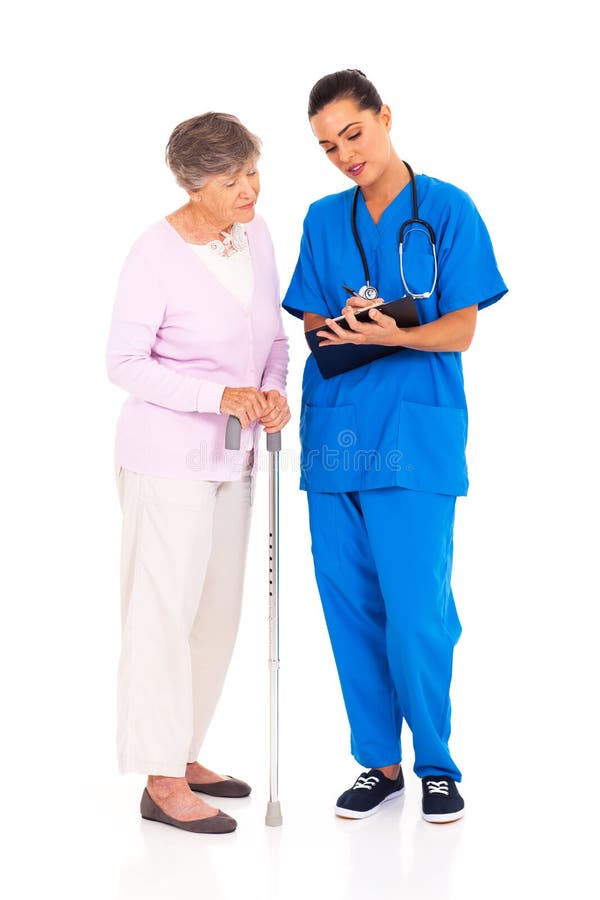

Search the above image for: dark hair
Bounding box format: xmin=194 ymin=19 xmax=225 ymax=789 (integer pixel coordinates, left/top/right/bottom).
xmin=308 ymin=69 xmax=383 ymax=118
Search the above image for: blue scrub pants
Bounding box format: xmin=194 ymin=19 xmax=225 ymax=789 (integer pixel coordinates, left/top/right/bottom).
xmin=307 ymin=486 xmax=462 ymax=781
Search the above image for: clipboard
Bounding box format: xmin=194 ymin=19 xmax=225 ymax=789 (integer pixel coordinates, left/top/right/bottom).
xmin=304 ymin=295 xmax=420 ymax=379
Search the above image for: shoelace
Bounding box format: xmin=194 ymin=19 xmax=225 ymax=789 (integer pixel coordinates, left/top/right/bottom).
xmin=425 ymin=780 xmax=449 ymax=795
xmin=352 ymin=774 xmax=380 ymax=791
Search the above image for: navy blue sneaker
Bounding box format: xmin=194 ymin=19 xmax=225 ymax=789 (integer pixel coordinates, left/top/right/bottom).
xmin=421 ymin=777 xmax=465 ymax=823
xmin=335 ymin=768 xmax=405 ymax=819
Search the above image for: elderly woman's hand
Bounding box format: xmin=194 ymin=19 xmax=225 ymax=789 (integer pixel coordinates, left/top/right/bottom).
xmin=259 ymin=390 xmax=291 ymax=434
xmin=220 ymin=387 xmax=270 ymax=429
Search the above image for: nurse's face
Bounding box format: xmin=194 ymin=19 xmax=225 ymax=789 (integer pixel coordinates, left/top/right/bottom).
xmin=191 ymin=157 xmax=260 ymax=228
xmin=310 ymin=98 xmax=392 ymax=189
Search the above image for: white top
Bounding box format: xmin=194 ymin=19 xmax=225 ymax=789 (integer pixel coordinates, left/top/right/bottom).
xmin=188 ymin=223 xmax=254 ymax=307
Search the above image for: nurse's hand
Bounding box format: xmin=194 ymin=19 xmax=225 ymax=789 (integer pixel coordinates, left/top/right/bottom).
xmin=317 ymin=305 xmax=402 ymax=347
xmin=341 ymin=295 xmax=381 ymax=314
xmin=259 ymin=390 xmax=291 ymax=434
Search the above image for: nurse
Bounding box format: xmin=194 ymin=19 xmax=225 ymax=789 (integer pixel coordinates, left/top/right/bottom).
xmin=282 ymin=69 xmax=507 ymax=823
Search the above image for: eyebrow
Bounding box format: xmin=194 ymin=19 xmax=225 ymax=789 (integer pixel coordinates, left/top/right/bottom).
xmin=318 ymin=121 xmax=361 ymax=145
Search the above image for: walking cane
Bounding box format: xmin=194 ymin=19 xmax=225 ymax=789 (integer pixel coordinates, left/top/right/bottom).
xmin=225 ymin=416 xmax=283 ymax=827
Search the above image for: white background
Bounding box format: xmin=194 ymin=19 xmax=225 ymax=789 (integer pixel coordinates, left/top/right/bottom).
xmin=2 ymin=1 xmax=598 ymax=898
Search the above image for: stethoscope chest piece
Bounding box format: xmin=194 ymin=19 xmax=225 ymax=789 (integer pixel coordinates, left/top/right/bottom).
xmin=358 ymin=284 xmax=379 ymax=301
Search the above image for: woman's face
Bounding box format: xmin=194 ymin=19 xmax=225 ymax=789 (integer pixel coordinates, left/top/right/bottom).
xmin=310 ymin=98 xmax=392 ymax=189
xmin=193 ymin=158 xmax=260 ymax=227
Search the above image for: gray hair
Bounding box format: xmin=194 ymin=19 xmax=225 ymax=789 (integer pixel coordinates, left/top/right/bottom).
xmin=165 ymin=112 xmax=262 ymax=192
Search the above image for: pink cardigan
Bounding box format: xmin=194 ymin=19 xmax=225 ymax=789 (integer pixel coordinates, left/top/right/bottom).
xmin=106 ymin=215 xmax=289 ymax=480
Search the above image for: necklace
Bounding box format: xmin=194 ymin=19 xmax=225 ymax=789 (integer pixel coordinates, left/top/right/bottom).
xmin=208 ymin=223 xmax=247 ymax=258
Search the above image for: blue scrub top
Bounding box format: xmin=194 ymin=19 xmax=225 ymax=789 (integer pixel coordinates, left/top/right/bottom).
xmin=282 ymin=175 xmax=508 ymax=496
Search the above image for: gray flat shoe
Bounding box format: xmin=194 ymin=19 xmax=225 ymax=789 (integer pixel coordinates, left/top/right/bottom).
xmin=140 ymin=788 xmax=237 ymax=833
xmin=188 ymin=775 xmax=251 ymax=798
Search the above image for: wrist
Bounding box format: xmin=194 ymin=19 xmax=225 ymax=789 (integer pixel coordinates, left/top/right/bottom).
xmin=199 ymin=381 xmax=228 ymax=415
xmin=393 ymin=326 xmax=419 ymax=348
xmin=390 ymin=328 xmax=406 ymax=347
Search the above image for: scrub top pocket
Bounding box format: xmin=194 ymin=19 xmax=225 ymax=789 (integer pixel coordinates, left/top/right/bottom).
xmin=396 ymin=400 xmax=468 ymax=496
xmin=300 ymin=403 xmax=361 ymax=492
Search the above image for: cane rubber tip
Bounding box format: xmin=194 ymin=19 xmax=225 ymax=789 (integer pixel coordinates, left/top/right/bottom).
xmin=265 ymin=801 xmax=283 ymax=827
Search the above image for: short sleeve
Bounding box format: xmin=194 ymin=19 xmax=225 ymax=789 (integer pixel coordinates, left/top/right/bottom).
xmin=282 ymin=212 xmax=331 ymax=319
xmin=437 ymin=191 xmax=507 ymax=315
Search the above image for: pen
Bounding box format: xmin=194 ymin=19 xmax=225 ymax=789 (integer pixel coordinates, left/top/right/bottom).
xmin=342 ymin=284 xmax=362 ymax=298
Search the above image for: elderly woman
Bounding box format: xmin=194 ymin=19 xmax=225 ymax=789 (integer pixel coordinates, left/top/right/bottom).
xmin=106 ymin=112 xmax=290 ymax=834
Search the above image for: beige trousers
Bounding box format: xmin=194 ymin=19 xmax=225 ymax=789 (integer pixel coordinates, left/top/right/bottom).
xmin=116 ymin=465 xmax=252 ymax=776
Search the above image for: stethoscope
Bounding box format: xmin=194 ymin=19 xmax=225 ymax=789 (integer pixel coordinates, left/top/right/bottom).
xmin=350 ymin=160 xmax=438 ymax=301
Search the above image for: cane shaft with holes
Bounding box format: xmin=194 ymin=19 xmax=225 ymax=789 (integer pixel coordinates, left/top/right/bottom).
xmin=225 ymin=416 xmax=283 ymax=826
xmin=266 ymin=429 xmax=282 ymax=825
